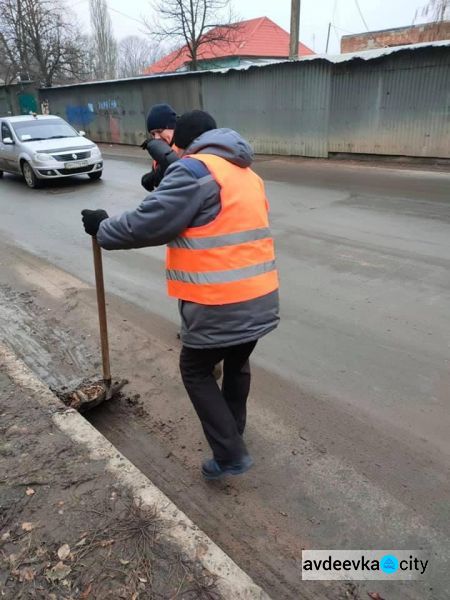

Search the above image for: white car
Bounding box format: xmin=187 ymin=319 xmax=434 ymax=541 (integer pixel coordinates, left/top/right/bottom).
xmin=0 ymin=114 xmax=103 ymax=188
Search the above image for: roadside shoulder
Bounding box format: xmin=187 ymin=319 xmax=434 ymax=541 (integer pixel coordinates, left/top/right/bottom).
xmin=0 ymin=342 xmax=270 ymax=600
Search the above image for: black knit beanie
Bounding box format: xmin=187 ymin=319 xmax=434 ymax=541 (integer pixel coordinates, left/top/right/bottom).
xmin=146 ymin=103 xmax=177 ymax=131
xmin=173 ymin=110 xmax=217 ymax=149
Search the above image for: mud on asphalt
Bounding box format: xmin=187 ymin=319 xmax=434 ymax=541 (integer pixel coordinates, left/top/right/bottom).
xmin=0 ymin=241 xmax=444 ymax=600
xmin=0 ymin=276 xmax=310 ymax=599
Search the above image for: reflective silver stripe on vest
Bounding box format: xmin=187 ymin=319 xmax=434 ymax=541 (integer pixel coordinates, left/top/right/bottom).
xmin=166 ymin=260 xmax=276 ymax=284
xmin=167 ymin=227 xmax=272 ymax=250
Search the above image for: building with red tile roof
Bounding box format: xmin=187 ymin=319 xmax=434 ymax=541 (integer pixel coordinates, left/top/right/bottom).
xmin=144 ymin=17 xmax=314 ymax=74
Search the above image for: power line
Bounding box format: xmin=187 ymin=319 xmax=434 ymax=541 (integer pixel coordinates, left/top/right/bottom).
xmin=333 ymin=24 xmax=357 ymax=35
xmin=108 ymin=6 xmax=143 ymax=25
xmin=71 ymin=0 xmax=143 ymax=26
xmin=354 ymin=0 xmax=369 ymax=31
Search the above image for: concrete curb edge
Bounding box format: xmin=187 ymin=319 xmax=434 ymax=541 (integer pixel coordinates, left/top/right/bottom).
xmin=0 ymin=342 xmax=271 ymax=600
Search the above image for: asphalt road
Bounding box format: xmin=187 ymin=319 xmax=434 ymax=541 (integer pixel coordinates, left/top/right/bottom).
xmin=1 ymin=155 xmax=449 ymax=455
xmin=0 ymin=153 xmax=449 ymax=597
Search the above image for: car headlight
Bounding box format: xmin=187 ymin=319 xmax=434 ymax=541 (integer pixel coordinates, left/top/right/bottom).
xmin=34 ymin=152 xmax=53 ymax=162
xmin=91 ymin=146 xmax=102 ymax=158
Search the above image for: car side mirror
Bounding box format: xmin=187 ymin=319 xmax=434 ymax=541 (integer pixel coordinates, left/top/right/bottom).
xmin=3 ymin=137 xmax=14 ymax=145
xmin=79 ymin=130 xmax=85 ymax=136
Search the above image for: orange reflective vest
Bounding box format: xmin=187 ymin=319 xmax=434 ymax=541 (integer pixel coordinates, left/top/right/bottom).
xmin=166 ymin=153 xmax=279 ymax=305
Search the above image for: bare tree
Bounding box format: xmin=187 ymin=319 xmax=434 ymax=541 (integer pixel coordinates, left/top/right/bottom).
xmin=89 ymin=0 xmax=117 ymax=80
xmin=66 ymin=34 xmax=97 ymax=82
xmin=423 ymin=0 xmax=450 ymax=21
xmin=414 ymin=0 xmax=450 ymax=42
xmin=0 ymin=0 xmax=29 ymax=82
xmin=143 ymin=0 xmax=240 ymax=71
xmin=0 ymin=0 xmax=87 ymax=86
xmin=117 ymin=35 xmax=162 ymax=78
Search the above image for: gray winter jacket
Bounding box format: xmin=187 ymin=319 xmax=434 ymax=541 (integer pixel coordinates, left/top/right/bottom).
xmin=97 ymin=128 xmax=280 ymax=348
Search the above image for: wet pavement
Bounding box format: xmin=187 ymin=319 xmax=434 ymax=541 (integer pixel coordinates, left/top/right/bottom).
xmin=0 ymin=154 xmax=449 ymax=598
xmin=1 ymin=155 xmax=449 ymax=456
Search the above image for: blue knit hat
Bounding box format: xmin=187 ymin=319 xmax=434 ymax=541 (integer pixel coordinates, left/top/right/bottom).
xmin=146 ymin=103 xmax=177 ymax=131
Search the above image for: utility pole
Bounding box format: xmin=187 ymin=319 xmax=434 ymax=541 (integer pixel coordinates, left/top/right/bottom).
xmin=289 ymin=0 xmax=301 ymax=59
xmin=325 ymin=22 xmax=332 ymax=53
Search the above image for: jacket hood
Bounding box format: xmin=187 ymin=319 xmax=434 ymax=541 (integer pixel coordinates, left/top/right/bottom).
xmin=185 ymin=128 xmax=254 ymax=168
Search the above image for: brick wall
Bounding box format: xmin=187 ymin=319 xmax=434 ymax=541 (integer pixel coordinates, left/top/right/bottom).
xmin=341 ymin=21 xmax=450 ymax=53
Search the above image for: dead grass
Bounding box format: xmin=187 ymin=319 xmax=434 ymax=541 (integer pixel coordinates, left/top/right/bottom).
xmin=1 ymin=489 xmax=221 ymax=599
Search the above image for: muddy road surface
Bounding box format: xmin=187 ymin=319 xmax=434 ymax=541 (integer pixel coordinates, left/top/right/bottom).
xmin=0 ymin=156 xmax=449 ymax=598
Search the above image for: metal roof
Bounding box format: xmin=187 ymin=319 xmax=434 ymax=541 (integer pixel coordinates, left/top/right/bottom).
xmin=300 ymin=39 xmax=450 ymax=64
xmin=42 ymin=39 xmax=450 ymax=91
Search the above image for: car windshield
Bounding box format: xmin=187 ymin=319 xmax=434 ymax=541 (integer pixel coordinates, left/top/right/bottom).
xmin=11 ymin=119 xmax=78 ymax=142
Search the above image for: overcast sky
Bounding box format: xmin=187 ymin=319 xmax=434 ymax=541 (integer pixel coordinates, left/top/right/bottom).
xmin=76 ymin=0 xmax=431 ymax=54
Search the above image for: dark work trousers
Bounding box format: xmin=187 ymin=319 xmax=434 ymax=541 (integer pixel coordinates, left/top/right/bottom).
xmin=179 ymin=340 xmax=258 ymax=464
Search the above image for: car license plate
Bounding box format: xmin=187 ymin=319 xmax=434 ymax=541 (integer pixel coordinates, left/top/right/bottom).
xmin=64 ymin=160 xmax=88 ymax=169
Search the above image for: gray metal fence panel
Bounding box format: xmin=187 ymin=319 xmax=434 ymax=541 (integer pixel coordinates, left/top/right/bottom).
xmin=329 ymin=47 xmax=450 ymax=158
xmin=42 ymin=75 xmax=203 ymax=145
xmin=202 ymin=61 xmax=331 ymax=157
xmin=42 ymin=81 xmax=145 ymax=144
xmin=39 ymin=46 xmax=450 ymax=158
xmin=140 ymin=75 xmax=203 ymax=118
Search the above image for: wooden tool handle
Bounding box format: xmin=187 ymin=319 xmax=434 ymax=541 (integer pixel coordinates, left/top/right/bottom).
xmin=92 ymin=237 xmax=111 ymax=386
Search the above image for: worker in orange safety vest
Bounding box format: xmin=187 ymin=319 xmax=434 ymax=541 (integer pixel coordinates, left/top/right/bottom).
xmin=81 ymin=110 xmax=280 ymax=480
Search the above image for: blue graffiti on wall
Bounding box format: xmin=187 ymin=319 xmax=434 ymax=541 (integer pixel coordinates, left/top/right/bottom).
xmin=66 ymin=104 xmax=95 ymax=127
xmin=98 ymin=99 xmax=118 ymax=110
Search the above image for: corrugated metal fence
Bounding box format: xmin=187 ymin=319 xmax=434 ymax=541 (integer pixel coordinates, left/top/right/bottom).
xmin=329 ymin=47 xmax=450 ymax=157
xmin=39 ymin=45 xmax=450 ymax=159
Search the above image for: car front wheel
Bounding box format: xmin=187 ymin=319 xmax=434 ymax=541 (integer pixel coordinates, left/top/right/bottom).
xmin=0 ymin=170 xmax=3 ymax=178
xmin=22 ymin=161 xmax=41 ymax=189
xmin=88 ymin=170 xmax=102 ymax=181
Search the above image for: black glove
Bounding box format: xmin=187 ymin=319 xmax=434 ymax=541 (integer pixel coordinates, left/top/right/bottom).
xmin=153 ymin=166 xmax=165 ymax=188
xmin=141 ymin=165 xmax=166 ymax=192
xmin=141 ymin=170 xmax=156 ymax=192
xmin=81 ymin=209 xmax=109 ymax=236
xmin=140 ymin=139 xmax=149 ymax=150
xmin=146 ymin=139 xmax=179 ymax=171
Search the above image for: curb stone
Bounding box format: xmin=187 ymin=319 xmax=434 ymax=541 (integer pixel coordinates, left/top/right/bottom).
xmin=0 ymin=342 xmax=271 ymax=600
